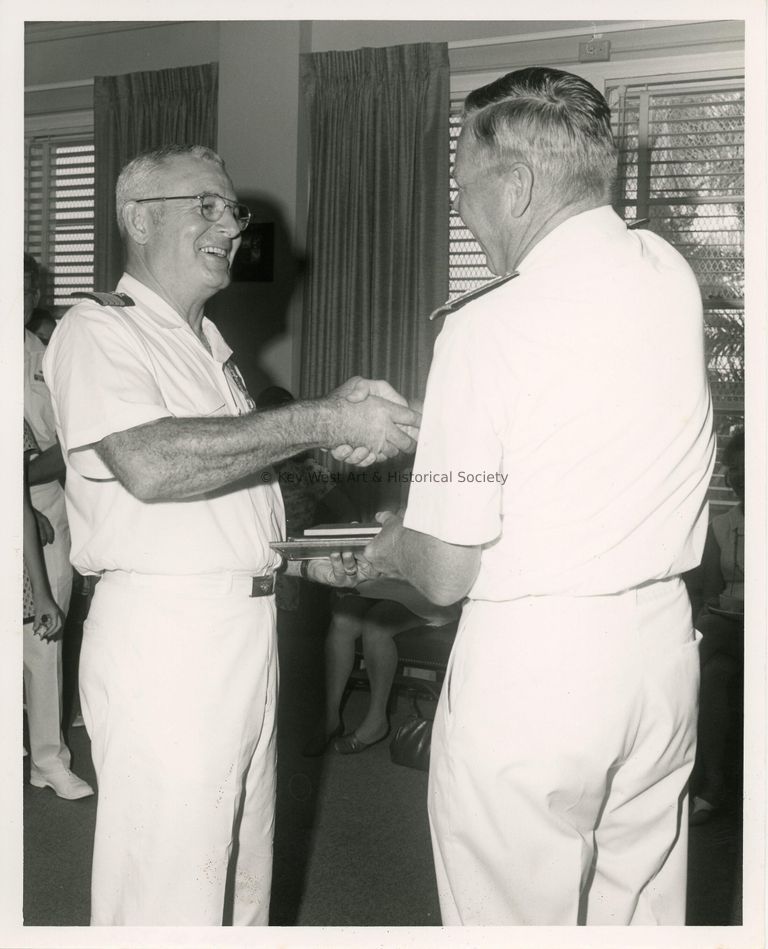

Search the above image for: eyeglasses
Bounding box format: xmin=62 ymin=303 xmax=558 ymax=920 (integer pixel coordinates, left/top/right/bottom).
xmin=131 ymin=193 xmax=251 ymax=231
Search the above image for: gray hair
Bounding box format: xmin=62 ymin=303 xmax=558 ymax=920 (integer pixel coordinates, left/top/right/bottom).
xmin=115 ymin=145 xmax=227 ymax=238
xmin=462 ymin=67 xmax=618 ymax=204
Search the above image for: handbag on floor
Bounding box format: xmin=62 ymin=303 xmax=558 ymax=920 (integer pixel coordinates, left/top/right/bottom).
xmin=389 ymin=698 xmax=434 ymax=772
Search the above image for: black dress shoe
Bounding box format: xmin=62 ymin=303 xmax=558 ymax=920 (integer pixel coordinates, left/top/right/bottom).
xmin=301 ymin=723 xmax=344 ymax=757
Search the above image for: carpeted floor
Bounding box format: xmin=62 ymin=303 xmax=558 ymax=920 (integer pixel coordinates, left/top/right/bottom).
xmin=23 ymin=583 xmax=743 ymax=928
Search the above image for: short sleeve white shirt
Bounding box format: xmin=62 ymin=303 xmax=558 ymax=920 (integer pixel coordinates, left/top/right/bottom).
xmin=43 ymin=274 xmax=284 ymax=576
xmin=403 ymin=207 xmax=715 ymax=600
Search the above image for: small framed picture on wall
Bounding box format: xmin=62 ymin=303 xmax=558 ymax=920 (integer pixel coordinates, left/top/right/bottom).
xmin=232 ymin=221 xmax=274 ymax=282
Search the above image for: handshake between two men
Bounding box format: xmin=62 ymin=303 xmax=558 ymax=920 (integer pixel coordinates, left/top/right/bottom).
xmin=310 ymin=379 xmax=474 ymax=607
xmin=325 ymin=375 xmax=421 ymax=467
xmin=308 ymin=376 xmax=428 ymax=587
xmin=92 ymin=374 xmax=420 ymax=504
xmin=295 ymin=375 xmax=422 ymax=591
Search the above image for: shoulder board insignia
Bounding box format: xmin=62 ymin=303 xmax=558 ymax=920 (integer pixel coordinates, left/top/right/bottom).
xmin=428 ymin=272 xmax=519 ymax=321
xmin=70 ymin=291 xmax=135 ymax=307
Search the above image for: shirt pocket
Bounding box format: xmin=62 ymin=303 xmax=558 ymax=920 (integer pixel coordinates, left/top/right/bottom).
xmin=201 ymin=398 xmax=228 ymax=417
xmin=159 ymin=377 xmax=228 ymax=419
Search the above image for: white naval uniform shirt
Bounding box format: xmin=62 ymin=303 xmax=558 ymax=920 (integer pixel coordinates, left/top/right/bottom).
xmin=43 ymin=274 xmax=284 ymax=577
xmin=404 ymin=206 xmax=715 ymax=599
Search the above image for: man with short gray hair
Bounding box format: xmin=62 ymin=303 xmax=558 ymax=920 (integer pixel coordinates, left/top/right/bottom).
xmin=44 ymin=143 xmax=419 ymax=925
xmin=114 ymin=145 xmax=224 ymax=239
xmin=365 ymin=67 xmax=715 ymax=925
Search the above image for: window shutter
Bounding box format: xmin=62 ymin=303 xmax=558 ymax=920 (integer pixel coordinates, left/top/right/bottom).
xmin=610 ymin=76 xmax=744 ymax=516
xmin=610 ymin=79 xmax=745 ymax=418
xmin=24 ymin=135 xmax=95 ymax=307
xmin=448 ymin=108 xmax=494 ymax=299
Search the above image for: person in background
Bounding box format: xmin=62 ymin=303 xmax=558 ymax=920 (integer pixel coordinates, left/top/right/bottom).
xmin=25 ymin=295 xmax=85 ymax=729
xmin=303 ymin=587 xmax=459 ymax=757
xmin=363 ymin=67 xmax=715 ymax=925
xmin=689 ymin=429 xmax=745 ymax=825
xmin=24 ymin=419 xmax=64 ymax=641
xmin=27 ymin=307 xmax=57 ymax=346
xmin=27 ymin=300 xmax=86 ymax=727
xmin=24 ymin=418 xmax=66 ymax=754
xmin=42 ymin=144 xmax=419 ymax=926
xmin=23 ymin=253 xmax=92 ymax=801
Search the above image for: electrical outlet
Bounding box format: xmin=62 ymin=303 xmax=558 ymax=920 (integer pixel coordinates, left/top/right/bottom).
xmin=578 ymin=39 xmax=611 ymax=62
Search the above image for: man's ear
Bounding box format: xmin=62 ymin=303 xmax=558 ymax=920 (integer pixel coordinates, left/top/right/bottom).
xmin=506 ymin=162 xmax=534 ymax=218
xmin=121 ymin=202 xmax=152 ymax=246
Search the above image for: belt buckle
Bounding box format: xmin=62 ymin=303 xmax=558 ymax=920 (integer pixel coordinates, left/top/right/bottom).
xmin=250 ymin=574 xmax=275 ymax=597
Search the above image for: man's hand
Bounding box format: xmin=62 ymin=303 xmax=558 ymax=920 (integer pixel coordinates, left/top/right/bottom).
xmin=34 ymin=509 xmax=55 ymax=546
xmin=305 ymin=551 xmax=382 ymax=587
xmin=363 ymin=510 xmax=407 ymax=579
xmin=33 ymin=594 xmax=64 ymax=642
xmin=330 ymin=445 xmax=378 ymax=467
xmin=326 ymin=377 xmax=421 ymax=468
xmin=337 ymin=377 xmax=408 ymax=406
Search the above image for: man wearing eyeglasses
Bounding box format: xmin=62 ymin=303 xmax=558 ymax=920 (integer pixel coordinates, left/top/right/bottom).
xmin=42 ymin=144 xmax=420 ymax=926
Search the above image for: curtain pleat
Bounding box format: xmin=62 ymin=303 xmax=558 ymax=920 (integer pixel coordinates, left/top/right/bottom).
xmin=93 ymin=63 xmax=219 ymax=290
xmin=300 ymin=43 xmax=449 ymax=403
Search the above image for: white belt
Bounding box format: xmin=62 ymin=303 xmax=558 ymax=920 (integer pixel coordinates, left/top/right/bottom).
xmin=100 ymin=570 xmax=277 ymax=598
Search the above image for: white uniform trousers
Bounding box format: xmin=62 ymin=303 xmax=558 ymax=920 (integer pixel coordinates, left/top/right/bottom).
xmin=23 ymin=489 xmax=72 ymax=778
xmin=80 ymin=571 xmax=279 ymax=926
xmin=428 ymin=576 xmax=699 ymax=926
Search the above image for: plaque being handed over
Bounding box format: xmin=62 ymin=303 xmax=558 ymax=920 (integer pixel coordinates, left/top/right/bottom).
xmin=270 ymin=523 xmax=381 ymax=560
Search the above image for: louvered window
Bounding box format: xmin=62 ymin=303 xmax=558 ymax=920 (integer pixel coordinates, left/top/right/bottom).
xmin=449 ymin=109 xmax=494 ymax=298
xmin=609 ymin=77 xmax=744 ymax=418
xmin=24 ymin=135 xmax=95 ymax=307
xmin=609 ymin=77 xmax=745 ymax=516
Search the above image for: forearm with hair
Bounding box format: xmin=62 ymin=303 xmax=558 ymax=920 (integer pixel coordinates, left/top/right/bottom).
xmin=97 ymin=400 xmax=338 ymax=501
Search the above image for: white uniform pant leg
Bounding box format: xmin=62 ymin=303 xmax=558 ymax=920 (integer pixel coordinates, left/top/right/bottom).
xmin=585 ymin=580 xmax=699 ymax=925
xmin=80 ymin=575 xmax=278 ymax=926
xmin=428 ymin=578 xmax=698 ymax=926
xmin=231 ymin=652 xmax=278 ymax=926
xmin=23 ymin=512 xmax=72 ymax=778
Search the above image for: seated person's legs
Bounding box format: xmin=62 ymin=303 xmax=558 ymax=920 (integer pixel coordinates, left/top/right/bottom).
xmin=304 ymin=595 xmax=428 ymax=755
xmin=303 ymin=594 xmax=371 ymax=756
xmin=337 ymin=599 xmax=421 ymax=749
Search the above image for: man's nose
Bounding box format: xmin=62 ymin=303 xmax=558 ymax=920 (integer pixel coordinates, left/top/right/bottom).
xmin=217 ymin=206 xmax=242 ymax=237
